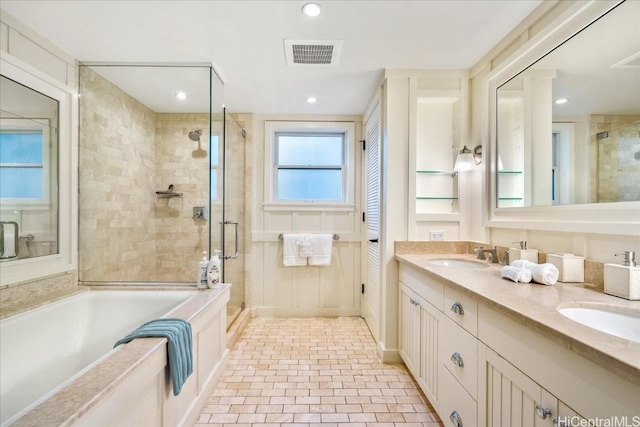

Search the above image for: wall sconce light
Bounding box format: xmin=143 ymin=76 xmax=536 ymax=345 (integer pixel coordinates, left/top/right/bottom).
xmin=453 ymin=145 xmax=482 ymax=172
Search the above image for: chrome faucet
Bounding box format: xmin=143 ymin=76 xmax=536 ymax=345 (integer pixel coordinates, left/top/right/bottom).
xmin=474 ymin=245 xmax=499 ymax=263
xmin=500 ymin=249 xmax=510 ymax=266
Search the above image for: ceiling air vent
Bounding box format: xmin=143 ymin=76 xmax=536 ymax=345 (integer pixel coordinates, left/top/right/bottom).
xmin=284 ymin=39 xmax=343 ymax=66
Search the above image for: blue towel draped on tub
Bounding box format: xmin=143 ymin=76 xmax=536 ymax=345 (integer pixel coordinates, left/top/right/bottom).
xmin=114 ymin=318 xmax=193 ymax=396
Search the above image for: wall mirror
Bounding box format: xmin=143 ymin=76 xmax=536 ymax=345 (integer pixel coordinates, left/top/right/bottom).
xmin=0 ymin=75 xmax=59 ymax=262
xmin=0 ymin=54 xmax=75 ymax=286
xmin=496 ymin=0 xmax=639 ymax=209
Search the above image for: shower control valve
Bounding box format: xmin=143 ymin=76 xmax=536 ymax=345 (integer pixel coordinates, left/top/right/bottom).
xmin=193 ymin=207 xmax=207 ymax=220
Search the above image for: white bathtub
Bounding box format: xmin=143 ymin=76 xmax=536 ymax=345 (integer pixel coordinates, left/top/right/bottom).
xmin=0 ymin=289 xmax=197 ymax=425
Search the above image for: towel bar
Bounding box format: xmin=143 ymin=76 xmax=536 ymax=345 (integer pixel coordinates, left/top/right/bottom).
xmin=279 ymin=233 xmax=340 ymax=240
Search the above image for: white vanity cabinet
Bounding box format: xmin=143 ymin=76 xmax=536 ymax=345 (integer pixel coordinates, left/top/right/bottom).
xmin=398 ymin=261 xmax=639 ymax=427
xmin=438 ymin=288 xmax=479 ymax=427
xmin=399 ymin=266 xmax=443 ymax=407
xmin=481 ymin=345 xmax=586 ymax=427
xmin=478 ymin=304 xmax=638 ymax=423
xmin=399 ymin=264 xmax=478 ymax=424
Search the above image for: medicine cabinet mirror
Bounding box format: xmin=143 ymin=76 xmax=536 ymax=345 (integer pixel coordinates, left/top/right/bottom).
xmin=495 ymin=0 xmax=639 ymax=208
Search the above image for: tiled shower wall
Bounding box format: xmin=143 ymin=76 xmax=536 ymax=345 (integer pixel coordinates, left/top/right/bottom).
xmin=79 ymin=68 xmax=157 ymax=281
xmin=79 ymin=67 xmax=209 ymax=282
xmin=590 ymin=115 xmax=640 ymax=203
xmin=155 ymin=113 xmax=210 ymax=281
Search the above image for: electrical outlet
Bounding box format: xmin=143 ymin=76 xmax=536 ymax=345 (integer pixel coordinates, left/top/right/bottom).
xmin=430 ymin=230 xmax=445 ymax=241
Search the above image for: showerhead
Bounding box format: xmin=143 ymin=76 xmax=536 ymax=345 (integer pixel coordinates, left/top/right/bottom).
xmin=188 ymin=129 xmax=202 ymax=141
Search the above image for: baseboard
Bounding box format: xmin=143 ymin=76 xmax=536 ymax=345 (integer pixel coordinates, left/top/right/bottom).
xmin=226 ymin=308 xmax=250 ymax=348
xmin=252 ymin=307 xmax=362 ymax=318
xmin=378 ymin=340 xmax=402 ymax=364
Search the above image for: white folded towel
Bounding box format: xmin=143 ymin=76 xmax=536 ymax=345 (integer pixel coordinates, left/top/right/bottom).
xmin=297 ymin=235 xmax=313 ymax=258
xmin=530 ymin=263 xmax=559 ymax=285
xmin=500 ymin=266 xmax=532 ymax=283
xmin=309 ymin=234 xmax=333 ymax=266
xmin=511 ymin=260 xmax=559 ymax=285
xmin=510 ymin=260 xmax=537 ymax=269
xmin=283 ymin=234 xmax=306 ymax=267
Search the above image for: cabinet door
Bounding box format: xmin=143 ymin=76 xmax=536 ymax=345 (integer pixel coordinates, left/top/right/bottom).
xmin=484 ymin=348 xmax=547 ymax=427
xmin=418 ymin=295 xmax=440 ymax=406
xmin=554 ymin=401 xmax=587 ymax=427
xmin=399 ymin=284 xmax=421 ymax=376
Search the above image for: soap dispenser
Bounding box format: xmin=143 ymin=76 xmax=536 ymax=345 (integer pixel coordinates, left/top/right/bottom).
xmin=509 ymin=241 xmax=539 ymax=264
xmin=207 ymin=250 xmax=222 ymax=289
xmin=604 ymin=251 xmax=639 ymax=300
xmin=197 ymin=251 xmax=208 ymax=289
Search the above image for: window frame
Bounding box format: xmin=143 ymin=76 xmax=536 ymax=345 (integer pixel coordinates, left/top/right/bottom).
xmin=264 ymin=121 xmax=356 ymax=209
xmin=274 ymin=131 xmax=346 ymax=202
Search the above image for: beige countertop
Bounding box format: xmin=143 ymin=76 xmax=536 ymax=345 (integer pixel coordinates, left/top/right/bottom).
xmin=396 ymin=253 xmax=640 ymax=387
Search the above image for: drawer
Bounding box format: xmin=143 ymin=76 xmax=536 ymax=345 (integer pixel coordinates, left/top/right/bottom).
xmin=440 ymin=315 xmax=478 ymax=399
xmin=438 ymin=364 xmax=477 ymax=427
xmin=399 ymin=265 xmax=444 ymax=310
xmin=444 ymin=285 xmax=478 ymax=335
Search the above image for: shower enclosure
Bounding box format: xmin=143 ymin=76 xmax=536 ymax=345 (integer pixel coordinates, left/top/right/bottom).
xmin=78 ymin=63 xmax=246 ymax=326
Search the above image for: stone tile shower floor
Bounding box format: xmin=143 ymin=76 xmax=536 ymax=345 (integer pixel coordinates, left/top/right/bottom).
xmin=195 ymin=317 xmax=443 ymax=427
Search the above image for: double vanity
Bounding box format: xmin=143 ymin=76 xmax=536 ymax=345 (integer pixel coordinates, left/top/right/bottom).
xmin=396 ymin=248 xmax=639 ymax=427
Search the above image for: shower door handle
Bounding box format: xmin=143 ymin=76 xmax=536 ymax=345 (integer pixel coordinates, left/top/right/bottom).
xmin=223 ymin=220 xmax=239 ymax=259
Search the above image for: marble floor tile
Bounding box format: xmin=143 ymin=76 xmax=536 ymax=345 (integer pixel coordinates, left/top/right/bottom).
xmin=197 ymin=317 xmax=442 ymax=426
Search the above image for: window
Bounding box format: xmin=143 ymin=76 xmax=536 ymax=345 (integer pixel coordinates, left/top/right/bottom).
xmin=275 ymin=132 xmax=345 ymax=201
xmin=0 ymin=123 xmax=52 ymax=203
xmin=264 ymin=121 xmax=355 ymax=207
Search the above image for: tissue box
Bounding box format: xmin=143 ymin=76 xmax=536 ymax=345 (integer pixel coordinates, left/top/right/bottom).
xmin=510 ymin=248 xmax=539 ymax=263
xmin=546 ymin=253 xmax=584 ymax=283
xmin=604 ymin=264 xmax=640 ymax=300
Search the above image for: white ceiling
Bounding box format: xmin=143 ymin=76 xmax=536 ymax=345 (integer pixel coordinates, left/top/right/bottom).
xmin=1 ymin=0 xmax=544 ymax=115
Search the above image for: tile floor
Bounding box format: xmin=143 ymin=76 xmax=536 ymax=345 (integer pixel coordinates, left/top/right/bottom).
xmin=196 ymin=317 xmax=443 ymax=427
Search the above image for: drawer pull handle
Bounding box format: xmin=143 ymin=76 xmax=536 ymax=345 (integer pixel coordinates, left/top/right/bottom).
xmin=450 ymin=301 xmax=464 ymax=315
xmin=535 ymin=404 xmax=552 ymax=420
xmin=450 ymin=352 xmax=464 ymax=367
xmin=449 ymin=410 xmax=463 ymax=427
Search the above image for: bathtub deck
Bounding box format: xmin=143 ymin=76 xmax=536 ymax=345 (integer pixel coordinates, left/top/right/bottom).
xmin=196 ymin=317 xmax=443 ymax=426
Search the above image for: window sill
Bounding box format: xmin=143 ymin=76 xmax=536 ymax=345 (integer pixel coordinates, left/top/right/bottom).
xmin=0 ymin=202 xmax=52 ymax=211
xmin=263 ymin=202 xmax=357 ymax=212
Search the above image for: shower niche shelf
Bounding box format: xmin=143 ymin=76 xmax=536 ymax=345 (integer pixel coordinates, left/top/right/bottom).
xmin=155 ymin=185 xmax=183 ymax=199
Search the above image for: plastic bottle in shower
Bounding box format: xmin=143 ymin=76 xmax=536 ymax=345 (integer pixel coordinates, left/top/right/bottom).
xmin=207 ymin=250 xmax=222 ymax=288
xmin=197 ymin=251 xmax=208 ymax=289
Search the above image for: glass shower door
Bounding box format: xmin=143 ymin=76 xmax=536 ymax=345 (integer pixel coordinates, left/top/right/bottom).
xmin=217 ymin=108 xmax=245 ymax=326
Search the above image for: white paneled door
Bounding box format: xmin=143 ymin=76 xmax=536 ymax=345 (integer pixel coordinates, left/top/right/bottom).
xmin=362 ymin=102 xmax=381 ymax=341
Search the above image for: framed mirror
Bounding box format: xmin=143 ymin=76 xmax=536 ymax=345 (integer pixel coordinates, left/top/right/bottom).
xmin=495 ymin=0 xmax=639 ymax=209
xmin=0 ymin=55 xmax=76 ymax=286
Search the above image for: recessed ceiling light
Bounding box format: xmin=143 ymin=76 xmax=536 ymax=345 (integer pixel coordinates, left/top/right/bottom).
xmin=176 ymin=91 xmax=188 ymax=100
xmin=302 ymin=2 xmax=322 ymax=17
xmin=306 ymin=97 xmax=317 ymax=103
xmin=555 ymin=98 xmax=568 ymax=105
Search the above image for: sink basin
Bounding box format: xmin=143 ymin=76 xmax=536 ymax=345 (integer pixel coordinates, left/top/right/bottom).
xmin=559 ymin=307 xmax=640 ymax=343
xmin=427 ymin=258 xmax=488 ymax=269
